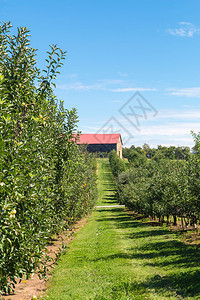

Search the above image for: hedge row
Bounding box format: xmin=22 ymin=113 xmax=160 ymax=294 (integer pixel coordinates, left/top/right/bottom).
xmin=108 ymin=150 xmax=126 ymax=177
xmin=0 ymin=23 xmax=97 ymax=294
xmin=109 ymin=148 xmax=200 ymax=227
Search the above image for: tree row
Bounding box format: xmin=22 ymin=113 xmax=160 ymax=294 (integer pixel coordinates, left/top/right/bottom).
xmin=0 ymin=23 xmax=97 ymax=294
xmin=109 ymin=142 xmax=200 ymax=228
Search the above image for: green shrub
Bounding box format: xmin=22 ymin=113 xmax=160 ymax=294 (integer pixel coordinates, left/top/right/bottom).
xmin=108 ymin=150 xmax=126 ymax=177
xmin=115 ymin=153 xmax=200 ymax=225
xmin=0 ymin=22 xmax=97 ymax=294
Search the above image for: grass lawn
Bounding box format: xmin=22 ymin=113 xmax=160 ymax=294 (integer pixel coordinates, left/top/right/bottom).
xmin=43 ymin=158 xmax=200 ymax=300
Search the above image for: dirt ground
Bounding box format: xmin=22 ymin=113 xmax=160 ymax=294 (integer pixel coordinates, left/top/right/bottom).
xmin=1 ymin=217 xmax=89 ymax=300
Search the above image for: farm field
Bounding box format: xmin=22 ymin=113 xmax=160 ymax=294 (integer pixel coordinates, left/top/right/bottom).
xmin=43 ymin=159 xmax=200 ymax=300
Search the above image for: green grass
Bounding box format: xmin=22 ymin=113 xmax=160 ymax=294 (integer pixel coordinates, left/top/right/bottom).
xmin=43 ymin=158 xmax=200 ymax=300
xmin=96 ymin=158 xmax=118 ymax=206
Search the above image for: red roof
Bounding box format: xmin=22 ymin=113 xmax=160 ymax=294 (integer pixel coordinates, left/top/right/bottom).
xmin=76 ymin=134 xmax=122 ymax=145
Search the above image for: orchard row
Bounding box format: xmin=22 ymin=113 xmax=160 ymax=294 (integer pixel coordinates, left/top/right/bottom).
xmin=109 ymin=143 xmax=200 ymax=227
xmin=0 ymin=23 xmax=97 ymax=294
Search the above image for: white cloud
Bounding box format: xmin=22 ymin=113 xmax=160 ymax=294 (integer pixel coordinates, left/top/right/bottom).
xmin=117 ymin=72 xmax=128 ymax=77
xmin=156 ymin=109 xmax=200 ymax=120
xmin=82 ymin=107 xmax=200 ymax=147
xmin=57 ymin=82 xmax=106 ymax=91
xmin=167 ymin=22 xmax=200 ymax=37
xmin=68 ymin=73 xmax=78 ymax=78
xmin=127 ymin=107 xmax=200 ymax=147
xmin=124 ymin=121 xmax=196 ymax=148
xmin=112 ymin=99 xmax=121 ymax=103
xmin=167 ymin=87 xmax=200 ymax=97
xmin=98 ymin=79 xmax=124 ymax=85
xmin=115 ymin=130 xmax=194 ymax=148
xmin=139 ymin=122 xmax=199 ymax=137
xmin=57 ymin=79 xmax=157 ymax=93
xmin=111 ymin=87 xmax=158 ymax=92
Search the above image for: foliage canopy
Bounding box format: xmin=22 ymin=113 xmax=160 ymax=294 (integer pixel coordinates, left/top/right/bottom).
xmin=0 ymin=22 xmax=97 ymax=294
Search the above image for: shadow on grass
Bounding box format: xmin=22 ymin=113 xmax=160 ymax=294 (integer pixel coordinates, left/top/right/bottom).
xmin=96 ymin=208 xmax=148 ymax=229
xmin=103 ymin=194 xmax=116 ymax=198
xmin=132 ymin=239 xmax=200 ymax=267
xmin=102 ymin=194 xmax=118 ymax=204
xmin=141 ymin=269 xmax=200 ymax=298
xmin=95 ymin=209 xmax=200 ymax=298
xmin=127 ymin=228 xmax=174 ymax=239
xmin=96 ymin=208 xmax=124 ymax=213
xmin=108 ymin=270 xmax=200 ymax=298
xmin=102 ymin=183 xmax=116 ymax=188
xmin=100 ymin=218 xmax=146 ymax=229
xmin=102 ymin=200 xmax=119 ymax=204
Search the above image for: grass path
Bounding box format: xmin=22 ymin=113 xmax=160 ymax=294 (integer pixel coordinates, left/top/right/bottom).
xmin=44 ymin=159 xmax=200 ymax=300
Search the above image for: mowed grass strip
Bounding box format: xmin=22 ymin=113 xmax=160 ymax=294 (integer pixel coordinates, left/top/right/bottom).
xmin=43 ymin=159 xmax=200 ymax=300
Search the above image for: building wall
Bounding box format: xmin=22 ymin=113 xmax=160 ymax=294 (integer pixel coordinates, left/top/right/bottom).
xmin=87 ymin=143 xmax=117 ymax=153
xmin=116 ymin=138 xmax=123 ymax=159
xmin=79 ymin=139 xmax=123 ymax=159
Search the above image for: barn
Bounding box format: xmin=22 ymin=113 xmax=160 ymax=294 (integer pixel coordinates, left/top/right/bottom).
xmin=76 ymin=133 xmax=123 ymax=159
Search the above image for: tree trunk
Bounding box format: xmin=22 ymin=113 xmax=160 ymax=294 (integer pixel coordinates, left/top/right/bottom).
xmin=181 ymin=217 xmax=184 ymax=229
xmin=161 ymin=215 xmax=164 ymax=224
xmin=193 ymin=216 xmax=197 ymax=229
xmin=173 ymin=215 xmax=177 ymax=226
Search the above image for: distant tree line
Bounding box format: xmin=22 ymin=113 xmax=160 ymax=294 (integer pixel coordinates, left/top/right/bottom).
xmin=123 ymin=144 xmax=191 ymax=161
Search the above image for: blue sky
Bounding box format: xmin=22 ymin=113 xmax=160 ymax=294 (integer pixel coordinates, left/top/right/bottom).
xmin=1 ymin=0 xmax=200 ymax=148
